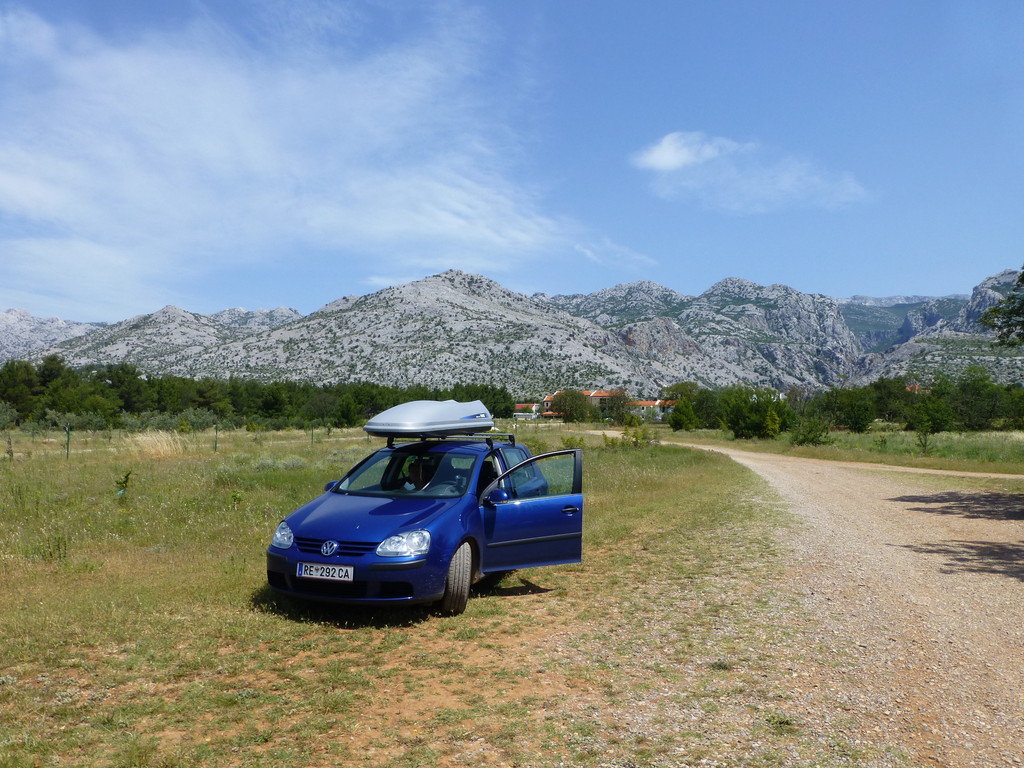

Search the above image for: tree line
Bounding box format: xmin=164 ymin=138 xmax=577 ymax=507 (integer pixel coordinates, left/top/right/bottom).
xmin=661 ymin=368 xmax=1024 ymax=441
xmin=4 ymin=356 xmax=1023 ymax=440
xmin=0 ymin=356 xmax=515 ymax=432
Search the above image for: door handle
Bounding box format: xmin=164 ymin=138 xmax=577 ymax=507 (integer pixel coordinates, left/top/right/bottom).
xmin=561 ymin=505 xmax=580 ymax=515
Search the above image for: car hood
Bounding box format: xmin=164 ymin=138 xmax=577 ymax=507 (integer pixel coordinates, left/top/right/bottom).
xmin=285 ymin=491 xmax=464 ymax=541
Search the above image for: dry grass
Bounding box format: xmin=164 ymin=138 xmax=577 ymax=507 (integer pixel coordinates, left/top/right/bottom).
xmin=0 ymin=425 xmax=916 ymax=767
xmin=122 ymin=431 xmax=191 ymax=457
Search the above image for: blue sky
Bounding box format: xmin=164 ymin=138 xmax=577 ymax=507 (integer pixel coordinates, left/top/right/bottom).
xmin=1 ymin=1 xmax=1021 ymax=321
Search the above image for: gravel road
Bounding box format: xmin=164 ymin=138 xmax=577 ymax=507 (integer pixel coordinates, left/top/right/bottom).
xmin=692 ymin=446 xmax=1024 ymax=767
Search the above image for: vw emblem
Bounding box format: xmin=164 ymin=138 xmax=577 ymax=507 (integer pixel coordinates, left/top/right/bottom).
xmin=321 ymin=540 xmax=339 ymax=557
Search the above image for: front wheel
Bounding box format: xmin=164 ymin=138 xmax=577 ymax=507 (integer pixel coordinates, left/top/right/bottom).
xmin=438 ymin=542 xmax=472 ymax=616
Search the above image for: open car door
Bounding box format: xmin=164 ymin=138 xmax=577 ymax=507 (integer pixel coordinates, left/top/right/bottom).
xmin=479 ymin=449 xmax=583 ymax=572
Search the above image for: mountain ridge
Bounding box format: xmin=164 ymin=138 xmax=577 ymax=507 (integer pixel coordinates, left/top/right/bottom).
xmin=4 ymin=270 xmax=1021 ymax=396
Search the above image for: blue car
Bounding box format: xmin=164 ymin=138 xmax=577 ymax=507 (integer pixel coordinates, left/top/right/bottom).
xmin=266 ymin=403 xmax=583 ymax=615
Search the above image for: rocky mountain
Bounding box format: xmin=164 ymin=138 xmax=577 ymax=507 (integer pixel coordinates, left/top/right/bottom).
xmin=533 ymin=281 xmax=693 ymax=326
xmin=851 ymin=270 xmax=1023 ymax=385
xmin=939 ymin=270 xmax=1018 ymax=333
xmin=537 ymin=277 xmax=863 ymax=390
xmin=837 ymin=297 xmax=968 ymax=353
xmin=6 ymin=269 xmax=1022 ymax=396
xmin=23 ymin=305 xmax=302 ymax=374
xmin=0 ymin=309 xmax=105 ymax=362
xmin=837 ymin=293 xmax=965 ymax=308
xmin=209 ymin=306 xmax=303 ymax=331
xmin=158 ymin=272 xmax=659 ymax=395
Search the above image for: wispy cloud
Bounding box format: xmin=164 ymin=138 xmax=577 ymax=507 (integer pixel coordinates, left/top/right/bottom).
xmin=574 ymin=239 xmax=657 ymax=270
xmin=0 ymin=3 xmax=576 ymax=318
xmin=631 ymin=130 xmax=867 ymax=213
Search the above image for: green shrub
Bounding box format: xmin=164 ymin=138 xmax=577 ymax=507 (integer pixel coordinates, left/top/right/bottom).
xmin=789 ymin=415 xmax=834 ymax=447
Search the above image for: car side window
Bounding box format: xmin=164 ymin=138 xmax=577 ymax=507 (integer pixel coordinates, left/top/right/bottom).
xmin=500 ymin=446 xmax=528 ymax=469
xmin=500 ymin=451 xmax=579 ymax=501
xmin=476 ymin=456 xmax=500 ymax=497
xmin=506 ymin=461 xmax=545 ymax=498
xmin=529 ymin=453 xmax=576 ymax=496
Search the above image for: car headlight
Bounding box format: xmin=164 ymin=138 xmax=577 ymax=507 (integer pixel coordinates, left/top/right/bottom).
xmin=376 ymin=530 xmax=431 ymax=557
xmin=271 ymin=521 xmax=294 ymax=549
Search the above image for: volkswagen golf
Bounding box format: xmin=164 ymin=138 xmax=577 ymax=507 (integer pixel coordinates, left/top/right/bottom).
xmin=266 ymin=400 xmax=584 ymax=615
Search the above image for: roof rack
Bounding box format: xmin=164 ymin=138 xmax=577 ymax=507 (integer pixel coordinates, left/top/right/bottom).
xmin=385 ymin=433 xmax=516 ymax=449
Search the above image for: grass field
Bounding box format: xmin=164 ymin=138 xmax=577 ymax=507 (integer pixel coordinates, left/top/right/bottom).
xmin=673 ymin=425 xmax=1024 ymax=475
xmin=4 ymin=421 xmax=1013 ymax=766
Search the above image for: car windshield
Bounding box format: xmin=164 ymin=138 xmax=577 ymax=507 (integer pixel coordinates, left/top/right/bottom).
xmin=334 ymin=448 xmax=478 ymax=499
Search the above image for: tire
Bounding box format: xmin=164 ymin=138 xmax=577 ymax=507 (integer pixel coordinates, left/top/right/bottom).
xmin=438 ymin=542 xmax=472 ymax=616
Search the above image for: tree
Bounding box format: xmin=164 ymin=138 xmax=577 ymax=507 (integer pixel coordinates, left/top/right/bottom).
xmin=832 ymin=388 xmax=874 ymax=433
xmin=103 ymin=363 xmax=157 ymax=413
xmin=260 ymin=382 xmax=291 ymax=419
xmin=0 ymin=360 xmax=43 ymax=420
xmin=37 ymin=355 xmax=73 ymax=388
xmin=0 ymin=400 xmax=17 ymax=429
xmin=334 ymin=393 xmax=363 ymax=427
xmin=1004 ymin=386 xmax=1024 ymax=429
xmin=953 ymin=367 xmax=1004 ymax=430
xmin=905 ymin=393 xmax=955 ymax=434
xmin=602 ymin=390 xmax=633 ymax=425
xmin=303 ymin=391 xmax=338 ymax=425
xmin=195 ymin=378 xmax=232 ymax=417
xmin=153 ymin=376 xmax=199 ymax=413
xmin=719 ymin=385 xmax=793 ymax=440
xmin=692 ymin=388 xmax=721 ymax=429
xmin=784 ymin=385 xmax=813 ymax=417
xmin=869 ymin=376 xmax=914 ymax=424
xmin=660 ymin=382 xmax=700 ymax=403
xmin=37 ymin=370 xmax=121 ymax=425
xmin=661 ymin=381 xmax=721 ymax=428
xmin=981 ymin=267 xmax=1024 ymax=345
xmin=549 ymin=390 xmax=596 ymax=423
xmin=667 ymin=399 xmax=698 ymax=431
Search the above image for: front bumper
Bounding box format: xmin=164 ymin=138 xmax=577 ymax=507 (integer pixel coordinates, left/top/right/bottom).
xmin=265 ymin=550 xmax=445 ymax=606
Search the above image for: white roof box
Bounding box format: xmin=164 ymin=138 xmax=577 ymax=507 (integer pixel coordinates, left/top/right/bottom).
xmin=363 ymin=399 xmax=494 ymax=438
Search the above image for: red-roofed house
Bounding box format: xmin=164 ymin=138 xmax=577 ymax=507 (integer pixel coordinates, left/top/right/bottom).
xmin=513 ymin=403 xmax=540 ymax=419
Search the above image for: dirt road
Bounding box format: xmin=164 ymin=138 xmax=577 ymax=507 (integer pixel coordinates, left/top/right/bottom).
xmin=686 ymin=445 xmax=1024 ymax=766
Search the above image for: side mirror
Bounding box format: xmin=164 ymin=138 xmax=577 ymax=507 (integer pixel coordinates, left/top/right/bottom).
xmin=325 ymin=480 xmax=339 ymax=492
xmin=484 ymin=487 xmax=510 ymax=508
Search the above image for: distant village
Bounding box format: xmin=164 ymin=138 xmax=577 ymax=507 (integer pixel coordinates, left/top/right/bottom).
xmin=514 ymin=390 xmax=676 ymax=421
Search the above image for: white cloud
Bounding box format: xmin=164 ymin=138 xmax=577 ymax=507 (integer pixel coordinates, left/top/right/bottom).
xmin=630 ymin=131 xmax=752 ymax=172
xmin=0 ymin=3 xmax=575 ymax=318
xmin=631 ymin=130 xmax=867 ymax=213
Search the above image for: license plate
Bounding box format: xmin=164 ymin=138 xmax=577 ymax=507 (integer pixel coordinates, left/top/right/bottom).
xmin=296 ymin=562 xmax=354 ymax=582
